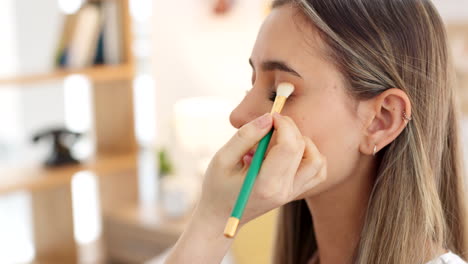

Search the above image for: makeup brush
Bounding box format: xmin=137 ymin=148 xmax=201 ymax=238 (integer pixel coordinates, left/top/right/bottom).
xmin=224 ymin=82 xmax=295 ymax=238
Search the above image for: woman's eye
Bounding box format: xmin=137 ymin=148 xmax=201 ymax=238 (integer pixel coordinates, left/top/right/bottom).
xmin=269 ymin=91 xmax=277 ymax=102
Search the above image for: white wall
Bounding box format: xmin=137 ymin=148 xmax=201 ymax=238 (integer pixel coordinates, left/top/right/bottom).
xmin=151 ymin=0 xmax=268 ymax=145
xmin=15 ymin=0 xmax=62 ymax=75
xmin=150 ymin=0 xmax=468 ymax=147
xmin=432 ymin=0 xmax=468 ymax=22
xmin=0 ymin=0 xmax=18 ymax=77
xmin=0 ymin=0 xmax=21 ymax=151
xmin=15 ymin=0 xmax=65 ymax=146
xmin=0 ymin=0 xmax=65 ymax=163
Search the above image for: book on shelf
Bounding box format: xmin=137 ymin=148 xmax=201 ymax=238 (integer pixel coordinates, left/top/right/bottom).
xmin=102 ymin=0 xmax=123 ymax=65
xmin=55 ymin=1 xmax=124 ymax=69
xmin=68 ymin=3 xmax=103 ymax=68
xmin=55 ymin=13 xmax=78 ymax=67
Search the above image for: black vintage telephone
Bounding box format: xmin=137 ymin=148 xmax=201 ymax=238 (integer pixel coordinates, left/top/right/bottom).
xmin=32 ymin=128 xmax=82 ymax=167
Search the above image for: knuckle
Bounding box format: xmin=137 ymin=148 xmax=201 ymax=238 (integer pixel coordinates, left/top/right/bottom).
xmin=256 ymin=184 xmax=285 ymax=204
xmin=321 ymin=158 xmax=328 ymax=175
xmin=319 ymin=171 xmax=327 ymax=181
xmin=276 ymin=190 xmax=290 ymax=204
xmin=270 ymin=190 xmax=287 ymax=205
xmin=305 ymin=137 xmax=319 ymax=154
xmin=315 ymin=170 xmax=326 ymax=183
xmin=293 ymin=138 xmax=306 ymax=153
xmin=303 ymin=136 xmax=313 ymax=145
xmin=213 ymin=150 xmax=229 ymax=168
xmin=304 ymin=161 xmax=319 ymax=175
xmin=278 ymin=143 xmax=297 ymax=155
xmin=312 ymin=155 xmax=324 ymax=169
xmin=256 ymin=186 xmax=275 ymax=201
xmin=278 ymin=136 xmax=305 ymax=155
xmin=236 ymin=125 xmax=252 ymax=141
xmin=319 ymin=154 xmax=327 ymax=167
xmin=316 ymin=158 xmax=327 ymax=181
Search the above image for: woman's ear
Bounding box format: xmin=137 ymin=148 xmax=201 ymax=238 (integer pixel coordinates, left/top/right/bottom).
xmin=358 ymin=88 xmax=412 ymax=156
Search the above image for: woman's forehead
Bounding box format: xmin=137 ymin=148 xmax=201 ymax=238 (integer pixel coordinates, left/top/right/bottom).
xmin=250 ymin=5 xmax=328 ymax=70
xmin=250 ymin=5 xmax=333 ymax=84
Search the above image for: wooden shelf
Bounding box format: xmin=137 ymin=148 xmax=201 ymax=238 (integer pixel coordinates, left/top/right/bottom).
xmin=0 ymin=152 xmax=138 ymax=195
xmin=0 ymin=151 xmax=141 ymax=264
xmin=29 ymin=239 xmax=107 ymax=264
xmin=0 ymin=64 xmax=135 ymax=86
xmin=103 ymin=203 xmax=189 ymax=263
xmin=0 ymin=0 xmax=139 ymax=262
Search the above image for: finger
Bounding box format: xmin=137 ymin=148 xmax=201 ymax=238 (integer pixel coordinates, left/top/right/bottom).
xmin=272 ymin=113 xmax=304 ymax=150
xmin=254 ymin=114 xmax=305 ymax=200
xmin=301 ymin=136 xmax=320 ymax=160
xmin=215 ymin=113 xmax=273 ymax=168
xmin=261 ymin=114 xmax=305 ymax=177
xmin=294 ymin=136 xmax=327 ymax=195
xmin=294 ymin=158 xmax=327 ymax=201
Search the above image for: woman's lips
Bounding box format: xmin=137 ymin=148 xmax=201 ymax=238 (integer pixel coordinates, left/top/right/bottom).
xmin=243 ymin=149 xmax=255 ymax=166
xmin=242 ymin=137 xmax=274 ymax=167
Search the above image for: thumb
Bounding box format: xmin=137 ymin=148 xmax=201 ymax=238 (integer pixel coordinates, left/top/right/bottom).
xmin=215 ymin=113 xmax=273 ymax=168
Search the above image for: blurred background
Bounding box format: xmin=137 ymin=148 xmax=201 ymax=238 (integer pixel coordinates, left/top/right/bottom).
xmin=0 ymin=0 xmax=466 ymax=263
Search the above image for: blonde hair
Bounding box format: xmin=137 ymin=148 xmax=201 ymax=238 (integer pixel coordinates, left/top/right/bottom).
xmin=271 ymin=0 xmax=468 ymax=263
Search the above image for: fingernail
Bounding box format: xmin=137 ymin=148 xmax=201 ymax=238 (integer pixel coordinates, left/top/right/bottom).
xmin=273 ymin=112 xmax=282 ymax=119
xmin=254 ymin=113 xmax=272 ymax=129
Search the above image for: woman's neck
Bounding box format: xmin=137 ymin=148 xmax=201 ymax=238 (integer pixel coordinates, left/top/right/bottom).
xmin=305 ymin=157 xmax=376 ymax=264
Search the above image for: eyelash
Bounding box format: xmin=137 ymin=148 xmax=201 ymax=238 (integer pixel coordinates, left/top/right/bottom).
xmin=269 ymin=91 xmax=277 ymax=102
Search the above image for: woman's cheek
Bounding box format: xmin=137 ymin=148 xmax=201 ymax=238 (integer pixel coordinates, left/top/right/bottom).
xmin=280 ymin=100 xmax=311 ymax=132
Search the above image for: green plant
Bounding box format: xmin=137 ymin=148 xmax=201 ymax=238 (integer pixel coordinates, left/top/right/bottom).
xmin=158 ymin=148 xmax=173 ymax=176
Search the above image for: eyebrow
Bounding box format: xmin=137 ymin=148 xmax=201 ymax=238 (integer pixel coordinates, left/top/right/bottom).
xmin=249 ymin=58 xmax=302 ymax=78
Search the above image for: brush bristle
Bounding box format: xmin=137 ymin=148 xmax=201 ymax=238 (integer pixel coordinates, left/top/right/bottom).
xmin=276 ymin=82 xmax=295 ymax=98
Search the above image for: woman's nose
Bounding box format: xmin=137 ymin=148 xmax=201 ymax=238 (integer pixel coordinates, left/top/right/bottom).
xmin=229 ymin=105 xmax=247 ymax=129
xmin=229 ymin=93 xmax=267 ymax=129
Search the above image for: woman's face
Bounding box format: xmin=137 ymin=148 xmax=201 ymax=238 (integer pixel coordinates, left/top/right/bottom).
xmin=230 ymin=5 xmax=365 ymax=196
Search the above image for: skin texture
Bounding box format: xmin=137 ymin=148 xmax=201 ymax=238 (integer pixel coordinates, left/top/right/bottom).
xmin=166 ymin=5 xmax=412 ymax=264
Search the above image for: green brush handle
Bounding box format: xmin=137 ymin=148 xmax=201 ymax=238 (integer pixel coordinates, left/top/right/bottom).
xmin=231 ymin=129 xmax=274 ymax=220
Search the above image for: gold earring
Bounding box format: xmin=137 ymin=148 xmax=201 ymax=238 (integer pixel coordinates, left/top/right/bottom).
xmin=373 ymin=145 xmax=377 ymax=156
